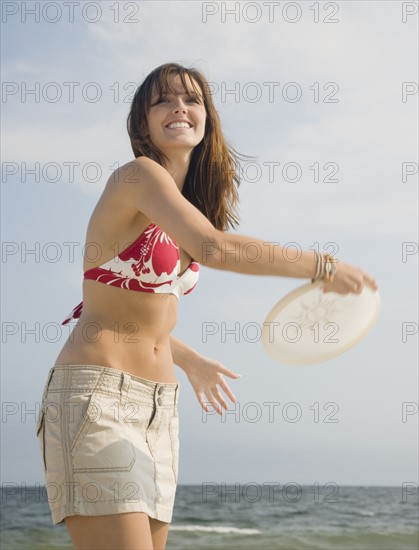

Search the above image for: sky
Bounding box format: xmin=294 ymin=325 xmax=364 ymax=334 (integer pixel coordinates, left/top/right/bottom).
xmin=1 ymin=0 xmax=418 ymax=496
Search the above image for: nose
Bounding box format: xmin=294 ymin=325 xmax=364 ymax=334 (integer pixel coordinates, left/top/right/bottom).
xmin=172 ymin=97 xmax=188 ymax=113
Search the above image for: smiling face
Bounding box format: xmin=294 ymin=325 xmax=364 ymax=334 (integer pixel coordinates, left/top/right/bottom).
xmin=146 ymin=73 xmax=207 ymax=157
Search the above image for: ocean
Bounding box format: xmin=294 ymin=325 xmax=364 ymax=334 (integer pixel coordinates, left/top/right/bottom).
xmin=1 ymin=485 xmax=418 ymax=549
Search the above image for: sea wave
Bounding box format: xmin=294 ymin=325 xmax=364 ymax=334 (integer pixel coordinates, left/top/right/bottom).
xmin=352 ymin=509 xmax=375 ymax=517
xmin=170 ymin=524 xmax=262 ymax=535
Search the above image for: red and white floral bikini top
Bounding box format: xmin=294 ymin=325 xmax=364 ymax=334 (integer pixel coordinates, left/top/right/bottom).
xmin=61 ymin=222 xmax=200 ymax=325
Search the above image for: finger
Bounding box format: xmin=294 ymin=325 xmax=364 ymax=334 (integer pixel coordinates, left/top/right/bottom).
xmin=197 ymin=391 xmax=211 ymax=413
xmin=211 ymin=386 xmax=229 ymax=411
xmin=363 ymin=273 xmax=378 ymax=290
xmin=325 ymin=285 xmax=350 ymax=295
xmin=214 ymin=363 xmax=241 ymax=379
xmin=204 ymin=389 xmax=222 ymax=415
xmin=353 ymin=281 xmax=363 ymax=294
xmin=218 ymin=378 xmax=237 ymax=403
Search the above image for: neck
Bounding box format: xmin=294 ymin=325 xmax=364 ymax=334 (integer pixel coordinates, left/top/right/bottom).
xmin=162 ymin=150 xmax=193 ymax=192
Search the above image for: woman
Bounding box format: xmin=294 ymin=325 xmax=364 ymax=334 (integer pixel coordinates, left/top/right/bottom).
xmin=35 ymin=62 xmax=378 ymax=550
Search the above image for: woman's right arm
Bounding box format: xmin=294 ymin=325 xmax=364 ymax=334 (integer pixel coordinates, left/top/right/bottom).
xmin=110 ymin=157 xmax=378 ymax=295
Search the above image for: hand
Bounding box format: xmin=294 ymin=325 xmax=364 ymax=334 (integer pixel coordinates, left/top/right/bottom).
xmin=322 ymin=260 xmax=378 ymax=295
xmin=184 ymin=355 xmax=241 ymax=415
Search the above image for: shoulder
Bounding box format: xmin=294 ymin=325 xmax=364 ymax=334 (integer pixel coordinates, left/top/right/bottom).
xmin=109 ymin=156 xmax=170 ymax=190
xmin=103 ymin=157 xmax=163 ymax=192
xmin=103 ymin=157 xmax=175 ymax=212
xmin=132 ymin=156 xmax=167 ymax=176
xmin=133 ymin=155 xmax=156 ymax=167
xmin=113 ymin=156 xmax=154 ymax=178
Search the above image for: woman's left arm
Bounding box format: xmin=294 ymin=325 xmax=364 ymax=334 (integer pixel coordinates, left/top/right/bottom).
xmin=169 ymin=334 xmax=241 ymax=415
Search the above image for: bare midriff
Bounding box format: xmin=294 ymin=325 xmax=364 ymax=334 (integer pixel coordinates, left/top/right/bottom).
xmin=54 ymin=279 xmax=179 ymax=383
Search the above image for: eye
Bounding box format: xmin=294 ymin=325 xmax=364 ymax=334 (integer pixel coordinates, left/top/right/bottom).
xmin=150 ymin=96 xmax=167 ymax=107
xmin=151 ymin=94 xmax=202 ymax=106
xmin=150 ymin=94 xmax=169 ymax=105
xmin=187 ymin=96 xmax=200 ymax=103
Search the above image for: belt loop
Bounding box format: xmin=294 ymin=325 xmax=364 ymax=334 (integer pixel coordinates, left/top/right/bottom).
xmin=174 ymin=382 xmax=180 ymax=408
xmin=120 ymin=372 xmax=132 ymax=408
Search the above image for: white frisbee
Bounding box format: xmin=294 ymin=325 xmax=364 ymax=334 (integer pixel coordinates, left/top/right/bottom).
xmin=261 ymin=281 xmax=381 ymax=366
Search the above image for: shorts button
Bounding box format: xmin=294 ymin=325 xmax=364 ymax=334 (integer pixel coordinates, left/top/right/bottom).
xmin=158 ymin=386 xmax=164 ymax=395
xmin=86 ymin=403 xmax=98 ymax=420
xmin=157 ymin=397 xmax=162 ymax=406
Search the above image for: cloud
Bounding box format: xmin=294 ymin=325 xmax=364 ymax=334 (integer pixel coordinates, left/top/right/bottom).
xmin=2 ymin=0 xmax=417 ymax=486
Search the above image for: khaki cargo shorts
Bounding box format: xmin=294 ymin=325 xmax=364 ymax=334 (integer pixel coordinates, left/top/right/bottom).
xmin=35 ymin=364 xmax=180 ymax=525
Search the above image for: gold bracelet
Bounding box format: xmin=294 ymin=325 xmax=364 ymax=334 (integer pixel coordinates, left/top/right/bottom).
xmin=324 ymin=254 xmax=337 ymax=283
xmin=311 ymin=251 xmax=320 ymax=283
xmin=311 ymin=252 xmax=337 ymax=283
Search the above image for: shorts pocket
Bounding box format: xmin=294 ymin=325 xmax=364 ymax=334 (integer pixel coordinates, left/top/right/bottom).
xmin=68 ymin=391 xmax=99 ymax=460
xmin=36 ymin=406 xmax=47 ymax=472
xmin=71 ymin=393 xmax=136 ymax=473
xmin=169 ymin=410 xmax=180 ymax=484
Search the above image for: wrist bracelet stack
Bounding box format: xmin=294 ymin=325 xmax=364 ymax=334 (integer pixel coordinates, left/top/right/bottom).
xmin=311 ymin=252 xmax=337 ymax=283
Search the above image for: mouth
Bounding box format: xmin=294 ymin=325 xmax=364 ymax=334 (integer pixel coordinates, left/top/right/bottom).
xmin=165 ymin=122 xmax=193 ymax=130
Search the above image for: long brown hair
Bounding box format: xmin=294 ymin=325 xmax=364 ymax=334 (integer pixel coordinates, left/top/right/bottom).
xmin=126 ymin=62 xmax=253 ymax=232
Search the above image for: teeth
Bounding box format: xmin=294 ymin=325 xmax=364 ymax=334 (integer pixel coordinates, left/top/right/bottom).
xmin=167 ymin=122 xmax=191 ymax=129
